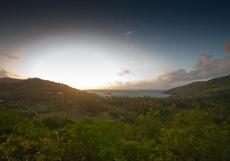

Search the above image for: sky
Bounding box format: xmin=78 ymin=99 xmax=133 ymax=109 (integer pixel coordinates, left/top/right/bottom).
xmin=0 ymin=0 xmax=230 ymax=89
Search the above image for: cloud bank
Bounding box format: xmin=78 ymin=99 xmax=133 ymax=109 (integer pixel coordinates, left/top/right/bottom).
xmin=158 ymin=54 xmax=230 ymax=83
xmin=109 ymin=54 xmax=230 ymax=89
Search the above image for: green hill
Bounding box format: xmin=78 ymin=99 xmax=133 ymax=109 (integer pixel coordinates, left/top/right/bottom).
xmin=0 ymin=78 xmax=109 ymax=118
xmin=166 ymin=75 xmax=230 ymax=98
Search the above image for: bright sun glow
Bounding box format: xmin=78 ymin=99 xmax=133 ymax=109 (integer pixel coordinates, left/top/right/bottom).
xmin=18 ymin=37 xmax=124 ymax=89
xmin=12 ymin=35 xmax=160 ymax=89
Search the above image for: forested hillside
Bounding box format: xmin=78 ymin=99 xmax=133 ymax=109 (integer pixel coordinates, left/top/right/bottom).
xmin=0 ymin=78 xmax=108 ymax=118
xmin=166 ymin=75 xmax=230 ymax=97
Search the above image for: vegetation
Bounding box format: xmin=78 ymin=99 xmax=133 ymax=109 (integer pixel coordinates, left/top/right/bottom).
xmin=165 ymin=75 xmax=230 ymax=98
xmin=0 ymin=76 xmax=230 ymax=161
xmin=0 ymin=106 xmax=229 ymax=161
xmin=0 ymin=78 xmax=109 ymax=118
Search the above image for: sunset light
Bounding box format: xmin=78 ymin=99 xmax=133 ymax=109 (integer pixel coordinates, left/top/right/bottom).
xmin=0 ymin=1 xmax=230 ymax=160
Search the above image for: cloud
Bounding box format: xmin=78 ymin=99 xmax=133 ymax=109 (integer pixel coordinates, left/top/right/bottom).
xmin=0 ymin=52 xmax=20 ymax=60
xmin=0 ymin=69 xmax=22 ymax=79
xmin=125 ymin=30 xmax=134 ymax=36
xmin=4 ymin=54 xmax=20 ymax=60
xmin=224 ymin=41 xmax=230 ymax=54
xmin=0 ymin=69 xmax=9 ymax=78
xmin=117 ymin=68 xmax=131 ymax=76
xmin=157 ymin=54 xmax=230 ymax=83
xmin=109 ymin=54 xmax=230 ymax=89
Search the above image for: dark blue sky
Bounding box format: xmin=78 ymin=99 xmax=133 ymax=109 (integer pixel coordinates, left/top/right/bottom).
xmin=1 ymin=0 xmax=229 ymax=55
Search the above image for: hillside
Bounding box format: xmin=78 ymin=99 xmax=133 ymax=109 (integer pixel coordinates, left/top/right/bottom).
xmin=1 ymin=75 xmax=230 ymax=119
xmin=166 ymin=75 xmax=230 ymax=98
xmin=0 ymin=78 xmax=109 ymax=118
xmin=0 ymin=77 xmax=229 ymax=161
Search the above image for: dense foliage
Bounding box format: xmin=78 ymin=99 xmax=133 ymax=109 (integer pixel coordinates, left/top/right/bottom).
xmin=0 ymin=106 xmax=229 ymax=161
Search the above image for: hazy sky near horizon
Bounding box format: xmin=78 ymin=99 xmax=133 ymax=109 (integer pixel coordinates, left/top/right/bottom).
xmin=0 ymin=0 xmax=230 ymax=89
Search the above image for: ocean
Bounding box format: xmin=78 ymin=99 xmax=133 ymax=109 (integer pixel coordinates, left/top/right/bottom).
xmin=86 ymin=90 xmax=170 ymax=98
